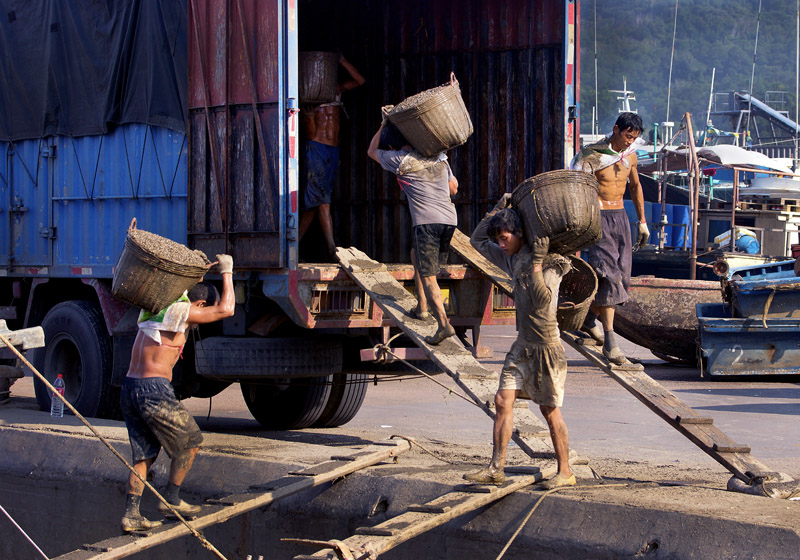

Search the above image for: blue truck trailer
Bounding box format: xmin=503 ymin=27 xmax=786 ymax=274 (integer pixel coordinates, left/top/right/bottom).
xmin=0 ymin=0 xmax=580 ymax=427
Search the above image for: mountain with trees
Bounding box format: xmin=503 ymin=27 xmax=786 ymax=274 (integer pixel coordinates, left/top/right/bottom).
xmin=580 ymin=0 xmax=800 ymax=139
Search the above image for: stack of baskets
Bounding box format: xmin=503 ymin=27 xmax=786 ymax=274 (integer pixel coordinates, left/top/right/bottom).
xmin=511 ymin=170 xmax=602 ymax=256
xmin=299 ymin=51 xmax=339 ymax=103
xmin=387 ymin=72 xmax=473 ymax=157
xmin=557 ymin=256 xmax=598 ymax=332
xmin=112 ymin=219 xmax=208 ymax=313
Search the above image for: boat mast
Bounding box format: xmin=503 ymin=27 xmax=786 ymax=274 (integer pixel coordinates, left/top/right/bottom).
xmin=795 ymin=0 xmax=799 ymax=170
xmin=746 ymin=0 xmax=762 ymax=147
xmin=593 ymin=0 xmax=599 ymax=137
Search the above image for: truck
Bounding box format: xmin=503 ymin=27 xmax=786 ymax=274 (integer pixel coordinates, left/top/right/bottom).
xmin=0 ymin=0 xmax=579 ymax=428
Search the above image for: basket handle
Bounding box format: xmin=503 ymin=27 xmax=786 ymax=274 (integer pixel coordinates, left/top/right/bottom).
xmin=450 ymin=72 xmax=458 ymax=87
xmin=128 ymin=217 xmax=137 ymax=231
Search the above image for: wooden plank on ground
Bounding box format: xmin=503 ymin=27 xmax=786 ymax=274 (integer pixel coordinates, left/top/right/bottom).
xmin=292 ymin=466 xmax=556 ymax=560
xmin=336 ymin=247 xmax=552 ymax=459
xmin=449 ymin=231 xmax=784 ymax=485
xmin=52 ymin=440 xmax=411 ymax=560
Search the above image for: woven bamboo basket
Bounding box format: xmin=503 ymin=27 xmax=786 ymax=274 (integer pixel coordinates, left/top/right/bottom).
xmin=111 ymin=219 xmax=208 ymax=313
xmin=387 ymin=72 xmax=473 ymax=157
xmin=557 ymin=256 xmax=598 ymax=332
xmin=511 ymin=170 xmax=602 ymax=256
xmin=299 ymin=51 xmax=339 ymax=103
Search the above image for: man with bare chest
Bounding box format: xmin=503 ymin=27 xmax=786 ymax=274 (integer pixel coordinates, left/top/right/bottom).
xmin=570 ymin=112 xmax=648 ymax=364
xmin=119 ymin=255 xmax=235 ymax=532
xmin=298 ymin=55 xmax=365 ymax=258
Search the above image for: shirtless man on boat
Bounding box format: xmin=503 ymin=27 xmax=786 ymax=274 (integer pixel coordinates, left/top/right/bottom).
xmin=570 ymin=112 xmax=649 ymax=365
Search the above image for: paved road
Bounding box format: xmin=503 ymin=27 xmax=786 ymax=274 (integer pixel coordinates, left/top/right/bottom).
xmin=8 ymin=324 xmax=800 ymax=477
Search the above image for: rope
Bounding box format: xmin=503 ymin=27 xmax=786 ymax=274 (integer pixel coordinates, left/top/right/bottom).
xmin=372 ymin=342 xmax=482 ymax=409
xmin=0 ymin=502 xmax=49 ymax=559
xmin=0 ymin=333 xmax=229 ymax=560
xmin=389 ymin=435 xmax=463 ymax=466
xmin=494 ymin=482 xmax=628 ymax=560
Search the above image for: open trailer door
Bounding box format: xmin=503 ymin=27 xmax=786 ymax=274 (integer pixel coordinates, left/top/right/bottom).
xmin=187 ymin=0 xmax=299 ymax=270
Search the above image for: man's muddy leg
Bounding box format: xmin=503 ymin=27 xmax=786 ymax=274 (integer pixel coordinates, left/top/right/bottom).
xmin=298 ymin=208 xmax=318 ymax=241
xmin=539 ymin=405 xmax=576 ymax=489
xmin=410 ymin=248 xmax=429 ymax=318
xmin=596 ymin=304 xmax=628 ymax=364
xmin=464 ymin=389 xmax=515 ymax=484
xmin=317 ymin=203 xmax=336 ymax=255
xmin=421 ymin=275 xmax=454 ymax=345
xmin=122 ymin=458 xmax=161 ymax=532
xmin=160 ymin=447 xmax=202 ymax=516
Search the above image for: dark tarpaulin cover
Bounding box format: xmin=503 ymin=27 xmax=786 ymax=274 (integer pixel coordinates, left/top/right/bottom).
xmin=0 ymin=0 xmax=187 ymax=141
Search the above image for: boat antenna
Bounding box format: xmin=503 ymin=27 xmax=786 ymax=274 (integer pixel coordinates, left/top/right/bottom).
xmin=665 ymin=0 xmax=679 ymax=124
xmin=594 ymin=0 xmax=599 ymax=136
xmin=795 ymin=0 xmax=799 ymax=170
xmin=703 ymin=67 xmax=716 ymax=147
xmin=746 ymin=0 xmax=762 ymax=146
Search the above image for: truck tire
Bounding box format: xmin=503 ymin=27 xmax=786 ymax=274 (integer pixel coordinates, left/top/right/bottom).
xmin=241 ymin=377 xmax=332 ymax=429
xmin=31 ymin=301 xmax=117 ymax=419
xmin=313 ymin=373 xmax=369 ymax=428
xmin=194 ymin=337 xmax=342 ymax=379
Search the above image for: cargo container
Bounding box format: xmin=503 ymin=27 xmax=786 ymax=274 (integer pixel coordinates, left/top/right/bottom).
xmin=0 ymin=0 xmax=579 ymax=427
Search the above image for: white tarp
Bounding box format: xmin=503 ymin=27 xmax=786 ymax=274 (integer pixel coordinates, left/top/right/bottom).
xmin=638 ymin=144 xmax=795 ymax=175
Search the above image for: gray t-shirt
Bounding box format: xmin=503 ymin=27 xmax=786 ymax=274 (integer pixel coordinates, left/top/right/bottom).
xmin=376 ymin=149 xmax=457 ymax=227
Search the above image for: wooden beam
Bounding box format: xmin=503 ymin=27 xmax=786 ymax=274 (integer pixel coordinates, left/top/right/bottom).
xmin=292 ymin=468 xmax=556 ymax=560
xmin=52 ymin=440 xmax=411 ymax=560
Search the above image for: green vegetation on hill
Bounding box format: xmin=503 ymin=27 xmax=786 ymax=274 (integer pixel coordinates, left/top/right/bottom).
xmin=581 ymin=0 xmax=800 ymax=137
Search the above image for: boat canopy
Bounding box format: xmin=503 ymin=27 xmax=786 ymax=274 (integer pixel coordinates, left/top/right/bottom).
xmin=638 ymin=144 xmax=795 ymax=175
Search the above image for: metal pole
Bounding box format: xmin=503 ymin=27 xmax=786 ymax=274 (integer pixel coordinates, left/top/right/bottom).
xmin=746 ymin=0 xmax=763 ymax=142
xmin=594 ymin=0 xmax=599 ymax=135
xmin=795 ymin=0 xmax=799 ymax=170
xmin=703 ymin=68 xmax=716 ymax=147
xmin=665 ymin=0 xmax=679 ymax=124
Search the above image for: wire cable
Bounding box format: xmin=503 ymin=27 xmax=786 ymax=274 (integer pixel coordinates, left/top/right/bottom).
xmin=0 ymin=333 xmax=229 ymax=560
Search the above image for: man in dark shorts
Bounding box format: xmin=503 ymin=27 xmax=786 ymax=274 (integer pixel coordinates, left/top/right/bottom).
xmin=570 ymin=112 xmax=649 ymax=365
xmin=120 ymin=255 xmax=235 ymax=532
xmin=298 ymin=55 xmax=365 ymax=259
xmin=465 ymin=200 xmax=575 ymax=488
xmin=367 ymin=120 xmax=459 ymax=345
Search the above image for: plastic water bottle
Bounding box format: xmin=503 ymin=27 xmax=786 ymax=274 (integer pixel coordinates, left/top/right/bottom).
xmin=50 ymin=374 xmax=65 ymax=418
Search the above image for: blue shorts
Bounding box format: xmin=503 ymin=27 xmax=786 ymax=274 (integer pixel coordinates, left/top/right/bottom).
xmin=120 ymin=377 xmax=203 ymax=463
xmin=301 ymin=140 xmax=339 ymax=209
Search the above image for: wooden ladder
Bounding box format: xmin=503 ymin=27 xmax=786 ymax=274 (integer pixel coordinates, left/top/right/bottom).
xmin=52 ymin=440 xmax=411 ymax=560
xmin=336 ymin=247 xmax=554 ymax=459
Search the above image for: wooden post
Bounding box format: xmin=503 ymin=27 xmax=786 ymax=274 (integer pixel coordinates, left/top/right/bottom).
xmin=684 ymin=113 xmax=701 ymax=280
xmin=731 ymin=169 xmax=739 ymax=252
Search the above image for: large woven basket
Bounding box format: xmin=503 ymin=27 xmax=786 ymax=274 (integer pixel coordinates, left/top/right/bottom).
xmin=112 ymin=219 xmax=208 ymax=313
xmin=557 ymin=256 xmax=598 ymax=332
xmin=511 ymin=170 xmax=602 ymax=255
xmin=387 ymin=72 xmax=473 ymax=157
xmin=299 ymin=51 xmax=339 ymax=103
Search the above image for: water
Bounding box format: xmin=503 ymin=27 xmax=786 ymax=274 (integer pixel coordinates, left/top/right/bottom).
xmin=50 ymin=375 xmax=65 ymax=418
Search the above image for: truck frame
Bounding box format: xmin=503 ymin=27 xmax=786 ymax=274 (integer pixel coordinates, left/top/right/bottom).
xmin=0 ymin=0 xmax=579 ymax=428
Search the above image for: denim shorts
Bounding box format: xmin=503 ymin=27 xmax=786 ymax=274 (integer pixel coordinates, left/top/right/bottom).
xmin=413 ymin=223 xmax=455 ymax=277
xmin=120 ymin=377 xmax=203 ymax=463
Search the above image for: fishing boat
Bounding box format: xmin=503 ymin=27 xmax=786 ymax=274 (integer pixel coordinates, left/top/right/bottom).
xmin=614 ymin=276 xmax=722 ymax=365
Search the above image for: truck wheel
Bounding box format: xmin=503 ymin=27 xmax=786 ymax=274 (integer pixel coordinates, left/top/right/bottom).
xmin=31 ymin=301 xmax=117 ymax=418
xmin=313 ymin=373 xmax=369 ymax=428
xmin=195 ymin=337 xmax=342 ymax=378
xmin=241 ymin=377 xmax=332 ymax=429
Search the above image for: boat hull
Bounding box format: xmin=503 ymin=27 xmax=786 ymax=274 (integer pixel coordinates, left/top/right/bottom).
xmin=614 ymin=277 xmax=723 ymax=363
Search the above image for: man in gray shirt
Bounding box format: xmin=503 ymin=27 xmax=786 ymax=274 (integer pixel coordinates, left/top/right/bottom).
xmin=367 ymin=121 xmax=458 ymax=344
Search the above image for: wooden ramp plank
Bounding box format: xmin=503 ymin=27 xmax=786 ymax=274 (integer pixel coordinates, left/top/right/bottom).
xmin=52 ymin=440 xmax=411 ymax=560
xmin=292 ymin=468 xmax=555 ymax=560
xmin=336 ymin=247 xmax=552 ymax=459
xmin=449 ymin=229 xmax=782 ymax=485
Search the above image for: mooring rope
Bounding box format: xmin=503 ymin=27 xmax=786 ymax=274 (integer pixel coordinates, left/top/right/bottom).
xmin=389 ymin=434 xmax=464 ymax=466
xmin=0 ymin=502 xmax=49 ymax=559
xmin=0 ymin=333 xmax=229 ymax=560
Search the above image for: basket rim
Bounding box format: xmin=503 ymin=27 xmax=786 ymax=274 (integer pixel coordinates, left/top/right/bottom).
xmin=388 ymin=83 xmax=464 ymax=122
xmin=124 ymin=236 xmax=208 ymax=276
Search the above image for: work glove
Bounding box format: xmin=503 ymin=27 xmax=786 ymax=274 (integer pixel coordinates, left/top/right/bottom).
xmin=216 ymin=254 xmax=234 ymax=274
xmin=531 ymin=236 xmax=550 ymax=264
xmin=491 ymin=193 xmax=513 ymax=213
xmin=636 ymin=222 xmax=650 ymax=249
xmin=381 ymin=105 xmax=394 ymax=126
